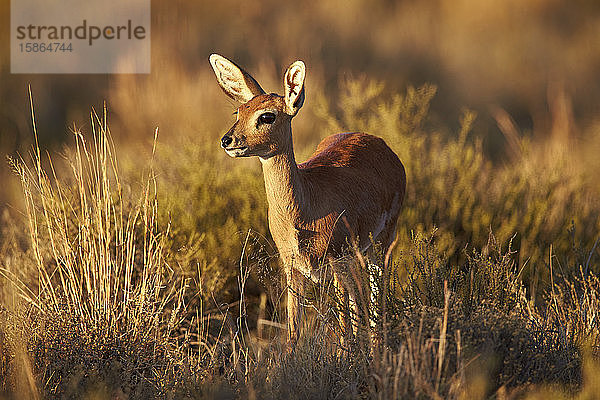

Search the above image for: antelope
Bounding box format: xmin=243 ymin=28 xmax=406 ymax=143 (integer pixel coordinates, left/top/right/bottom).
xmin=209 ymin=54 xmax=406 ymax=345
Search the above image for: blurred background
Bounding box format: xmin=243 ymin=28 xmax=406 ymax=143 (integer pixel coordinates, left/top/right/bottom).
xmin=2 ymin=0 xmax=600 ymax=170
xmin=1 ymin=0 xmax=600 ymax=299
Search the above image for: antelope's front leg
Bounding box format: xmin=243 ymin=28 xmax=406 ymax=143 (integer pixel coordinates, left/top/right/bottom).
xmin=286 ymin=267 xmax=305 ymax=344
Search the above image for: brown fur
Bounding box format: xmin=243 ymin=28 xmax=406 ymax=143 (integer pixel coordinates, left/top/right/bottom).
xmin=210 ymin=54 xmax=406 ymax=344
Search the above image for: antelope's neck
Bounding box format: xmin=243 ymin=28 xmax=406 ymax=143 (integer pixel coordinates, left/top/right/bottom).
xmin=260 ymin=145 xmax=304 ymax=221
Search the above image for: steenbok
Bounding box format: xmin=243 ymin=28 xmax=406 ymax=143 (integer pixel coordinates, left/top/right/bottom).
xmin=209 ymin=54 xmax=406 ymax=345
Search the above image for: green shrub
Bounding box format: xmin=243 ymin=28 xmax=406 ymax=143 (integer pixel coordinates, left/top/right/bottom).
xmin=312 ymin=79 xmax=600 ymax=285
xmin=153 ymin=140 xmax=270 ymax=301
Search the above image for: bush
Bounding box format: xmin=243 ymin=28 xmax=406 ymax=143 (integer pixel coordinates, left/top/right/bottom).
xmin=312 ymin=79 xmax=600 ymax=285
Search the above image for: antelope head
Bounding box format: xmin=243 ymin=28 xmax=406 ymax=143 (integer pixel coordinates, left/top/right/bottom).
xmin=209 ymin=54 xmax=305 ymax=159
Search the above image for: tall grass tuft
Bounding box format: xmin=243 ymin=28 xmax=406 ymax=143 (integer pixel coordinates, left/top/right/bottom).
xmin=0 ymin=97 xmax=188 ymax=397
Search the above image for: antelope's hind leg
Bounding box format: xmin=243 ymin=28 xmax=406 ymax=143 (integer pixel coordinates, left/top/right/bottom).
xmin=333 ymin=269 xmax=353 ymax=348
xmin=331 ymin=256 xmax=372 ymax=350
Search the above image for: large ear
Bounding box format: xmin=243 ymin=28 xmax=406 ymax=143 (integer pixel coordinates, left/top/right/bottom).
xmin=209 ymin=54 xmax=265 ymax=103
xmin=283 ymin=61 xmax=306 ymax=116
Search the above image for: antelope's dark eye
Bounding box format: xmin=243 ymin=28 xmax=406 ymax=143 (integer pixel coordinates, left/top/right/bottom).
xmin=258 ymin=112 xmax=276 ymax=125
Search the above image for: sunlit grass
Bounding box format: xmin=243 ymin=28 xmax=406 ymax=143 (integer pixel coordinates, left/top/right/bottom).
xmin=0 ymin=100 xmax=191 ymax=397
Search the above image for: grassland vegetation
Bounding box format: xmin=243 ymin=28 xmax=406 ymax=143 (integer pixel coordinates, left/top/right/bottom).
xmin=0 ymin=79 xmax=598 ymax=398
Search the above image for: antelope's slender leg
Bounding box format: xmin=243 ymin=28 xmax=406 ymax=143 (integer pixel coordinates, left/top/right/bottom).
xmin=286 ymin=267 xmax=305 ymax=344
xmin=333 ymin=267 xmax=353 ymax=348
xmin=348 ymin=263 xmax=372 ymax=350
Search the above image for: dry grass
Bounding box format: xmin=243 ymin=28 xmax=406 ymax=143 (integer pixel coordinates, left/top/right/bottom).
xmin=0 ymin=101 xmax=191 ymax=398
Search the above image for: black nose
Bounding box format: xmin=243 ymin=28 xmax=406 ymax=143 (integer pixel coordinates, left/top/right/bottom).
xmin=221 ymin=135 xmax=233 ymax=148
